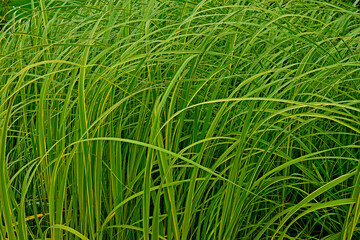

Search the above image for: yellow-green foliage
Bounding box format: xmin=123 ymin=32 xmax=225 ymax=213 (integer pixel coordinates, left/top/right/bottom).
xmin=1 ymin=0 xmax=360 ymax=239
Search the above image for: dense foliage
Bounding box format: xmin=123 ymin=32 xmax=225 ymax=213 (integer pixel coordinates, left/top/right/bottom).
xmin=1 ymin=0 xmax=360 ymax=239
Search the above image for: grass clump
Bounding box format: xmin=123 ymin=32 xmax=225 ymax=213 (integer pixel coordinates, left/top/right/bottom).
xmin=1 ymin=0 xmax=360 ymax=239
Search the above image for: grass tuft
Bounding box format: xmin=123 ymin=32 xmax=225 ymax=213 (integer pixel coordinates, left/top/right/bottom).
xmin=1 ymin=0 xmax=360 ymax=239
